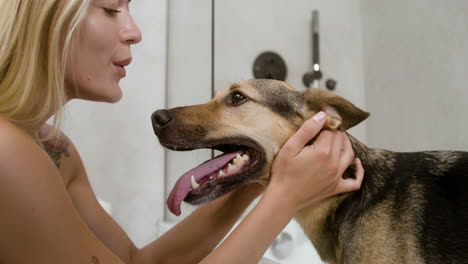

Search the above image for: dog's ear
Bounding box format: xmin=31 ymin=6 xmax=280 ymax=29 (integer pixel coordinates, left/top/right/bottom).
xmin=303 ymin=88 xmax=370 ymax=130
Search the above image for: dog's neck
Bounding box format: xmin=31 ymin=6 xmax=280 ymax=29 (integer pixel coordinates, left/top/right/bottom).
xmin=347 ymin=134 xmax=398 ymax=198
xmin=348 ymin=134 xmax=396 ymax=165
xmin=295 ymin=134 xmax=398 ymax=263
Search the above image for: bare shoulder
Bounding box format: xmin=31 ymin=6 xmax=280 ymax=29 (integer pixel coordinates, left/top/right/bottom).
xmin=0 ymin=119 xmax=68 ymax=200
xmin=37 ymin=123 xmax=86 ymax=186
xmin=0 ymin=118 xmax=48 ymax=168
xmin=37 ymin=123 xmax=72 ymax=168
xmin=0 ymin=118 xmax=85 ymax=187
xmin=0 ymin=118 xmax=123 ymax=263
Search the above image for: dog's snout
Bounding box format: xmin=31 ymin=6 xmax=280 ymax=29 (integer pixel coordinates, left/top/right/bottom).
xmin=151 ymin=109 xmax=173 ymax=134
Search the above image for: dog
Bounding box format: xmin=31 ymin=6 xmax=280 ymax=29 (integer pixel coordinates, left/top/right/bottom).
xmin=151 ymin=79 xmax=468 ymax=264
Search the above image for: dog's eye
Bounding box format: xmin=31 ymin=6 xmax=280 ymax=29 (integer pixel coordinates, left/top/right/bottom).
xmin=229 ymin=92 xmax=248 ymax=106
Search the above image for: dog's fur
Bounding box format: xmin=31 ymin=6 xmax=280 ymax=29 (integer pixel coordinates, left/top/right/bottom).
xmin=152 ymin=79 xmax=468 ymax=264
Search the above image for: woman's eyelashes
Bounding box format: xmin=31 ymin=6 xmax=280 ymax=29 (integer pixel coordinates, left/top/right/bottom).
xmin=103 ymin=7 xmax=122 ymax=16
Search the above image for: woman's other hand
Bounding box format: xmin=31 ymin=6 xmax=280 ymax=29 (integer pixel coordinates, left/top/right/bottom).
xmin=269 ymin=111 xmax=364 ymax=212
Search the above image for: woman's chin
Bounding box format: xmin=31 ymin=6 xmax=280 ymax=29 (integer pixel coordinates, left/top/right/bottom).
xmin=105 ymin=92 xmax=122 ymax=103
xmin=88 ymin=88 xmax=123 ymax=103
xmin=106 ymin=85 xmax=123 ymax=103
xmin=67 ymin=84 xmax=123 ymax=103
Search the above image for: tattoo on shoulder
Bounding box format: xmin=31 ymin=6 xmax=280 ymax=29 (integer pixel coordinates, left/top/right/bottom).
xmin=92 ymin=256 xmax=100 ymax=264
xmin=38 ymin=126 xmax=71 ymax=168
xmin=42 ymin=137 xmax=71 ymax=168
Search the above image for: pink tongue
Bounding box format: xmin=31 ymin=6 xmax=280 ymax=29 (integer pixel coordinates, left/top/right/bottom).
xmin=167 ymin=151 xmax=242 ymax=216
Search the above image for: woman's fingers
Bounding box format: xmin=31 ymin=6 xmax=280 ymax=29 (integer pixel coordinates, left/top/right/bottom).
xmin=337 ymin=158 xmax=364 ymax=193
xmin=337 ymin=134 xmax=355 ymax=176
xmin=330 ymin=131 xmax=346 ymax=163
xmin=282 ymin=111 xmax=326 ymax=155
xmin=311 ymin=130 xmax=337 ymax=154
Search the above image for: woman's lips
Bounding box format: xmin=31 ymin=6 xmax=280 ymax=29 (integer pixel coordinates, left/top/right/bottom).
xmin=114 ymin=64 xmax=126 ymax=78
xmin=114 ymin=57 xmax=132 ymax=78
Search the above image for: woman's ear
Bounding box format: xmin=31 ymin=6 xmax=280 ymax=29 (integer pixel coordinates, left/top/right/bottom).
xmin=303 ymin=88 xmax=370 ymax=130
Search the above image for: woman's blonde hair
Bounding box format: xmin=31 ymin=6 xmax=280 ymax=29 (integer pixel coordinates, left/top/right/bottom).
xmin=0 ymin=0 xmax=90 ymax=138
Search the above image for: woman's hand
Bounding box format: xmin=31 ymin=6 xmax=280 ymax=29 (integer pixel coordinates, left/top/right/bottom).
xmin=269 ymin=111 xmax=364 ymax=212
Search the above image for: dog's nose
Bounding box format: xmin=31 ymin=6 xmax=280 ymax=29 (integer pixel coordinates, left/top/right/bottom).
xmin=151 ymin=109 xmax=173 ymax=134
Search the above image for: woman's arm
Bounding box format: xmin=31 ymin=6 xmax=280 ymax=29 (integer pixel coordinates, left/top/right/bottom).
xmin=62 ymin=126 xmax=264 ymax=264
xmin=134 ymin=183 xmax=264 ymax=263
xmin=68 ymin=152 xmax=265 ymax=264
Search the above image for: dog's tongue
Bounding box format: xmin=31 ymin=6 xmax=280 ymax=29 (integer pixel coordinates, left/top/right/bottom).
xmin=167 ymin=151 xmax=241 ymax=216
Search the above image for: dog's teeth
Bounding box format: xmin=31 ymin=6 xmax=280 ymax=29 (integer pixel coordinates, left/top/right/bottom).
xmin=227 ymin=163 xmax=236 ymax=172
xmin=218 ymin=170 xmax=225 ymax=177
xmin=241 ymin=154 xmax=250 ymax=161
xmin=191 ymin=175 xmax=200 ymax=190
xmin=233 ymin=156 xmax=242 ymax=165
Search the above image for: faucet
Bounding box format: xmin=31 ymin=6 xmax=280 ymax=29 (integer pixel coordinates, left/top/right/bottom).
xmin=303 ymin=10 xmax=322 ymax=89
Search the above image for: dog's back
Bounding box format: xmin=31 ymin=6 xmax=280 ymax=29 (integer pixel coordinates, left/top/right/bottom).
xmin=298 ymin=137 xmax=468 ymax=264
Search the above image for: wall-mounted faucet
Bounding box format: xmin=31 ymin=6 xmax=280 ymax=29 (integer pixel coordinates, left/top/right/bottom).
xmin=303 ymin=10 xmax=322 ymax=89
xmin=303 ymin=10 xmax=337 ymax=91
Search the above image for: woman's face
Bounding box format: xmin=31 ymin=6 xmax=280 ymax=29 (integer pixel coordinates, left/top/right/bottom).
xmin=66 ymin=0 xmax=142 ymax=103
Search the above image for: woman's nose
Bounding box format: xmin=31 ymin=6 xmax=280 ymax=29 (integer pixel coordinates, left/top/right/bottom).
xmin=120 ymin=17 xmax=142 ymax=45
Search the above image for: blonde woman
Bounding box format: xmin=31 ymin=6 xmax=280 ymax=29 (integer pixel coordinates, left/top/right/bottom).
xmin=0 ymin=0 xmax=364 ymax=263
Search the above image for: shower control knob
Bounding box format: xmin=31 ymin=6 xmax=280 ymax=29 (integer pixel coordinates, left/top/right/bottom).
xmin=326 ymin=78 xmax=337 ymax=91
xmin=253 ymin=51 xmax=287 ymax=81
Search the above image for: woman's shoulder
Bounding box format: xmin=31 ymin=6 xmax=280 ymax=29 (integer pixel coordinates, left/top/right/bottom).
xmin=0 ymin=118 xmax=84 ymax=186
xmin=37 ymin=124 xmax=73 ymax=168
xmin=0 ymin=118 xmax=70 ymax=159
xmin=0 ymin=117 xmax=37 ymax=153
xmin=0 ymin=118 xmax=55 ymax=181
xmin=36 ymin=124 xmax=86 ymax=185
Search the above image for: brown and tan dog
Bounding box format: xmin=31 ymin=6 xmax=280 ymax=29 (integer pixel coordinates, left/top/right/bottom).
xmin=152 ymin=79 xmax=468 ymax=264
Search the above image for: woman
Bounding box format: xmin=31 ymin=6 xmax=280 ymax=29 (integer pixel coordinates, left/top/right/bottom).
xmin=0 ymin=0 xmax=364 ymax=263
